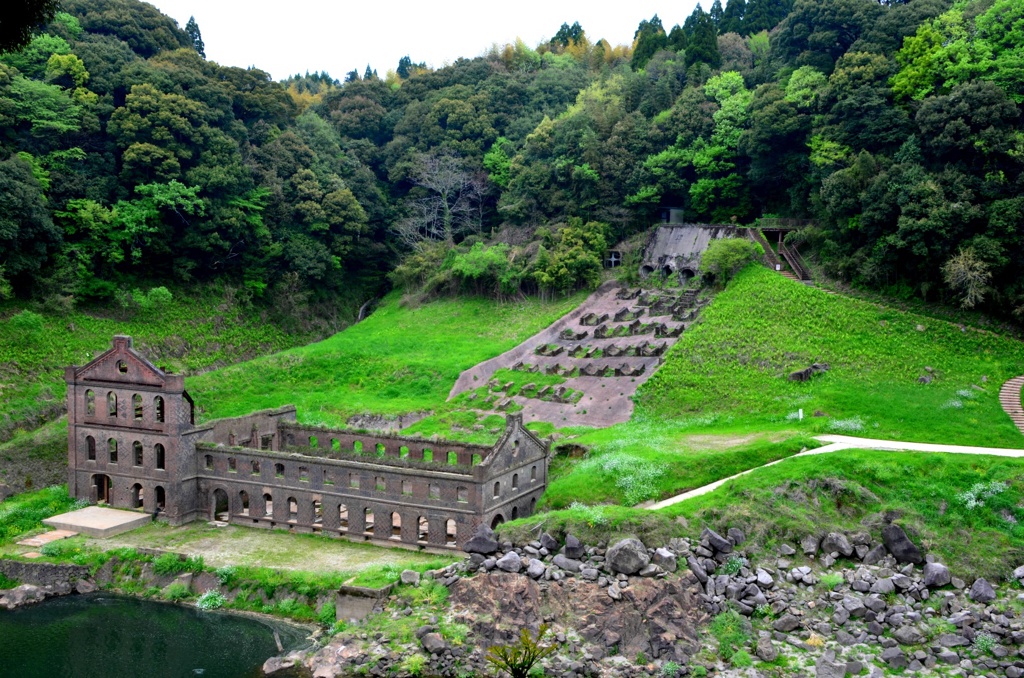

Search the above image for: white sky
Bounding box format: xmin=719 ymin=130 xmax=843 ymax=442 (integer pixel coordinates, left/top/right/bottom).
xmin=146 ymin=0 xmax=701 ymax=81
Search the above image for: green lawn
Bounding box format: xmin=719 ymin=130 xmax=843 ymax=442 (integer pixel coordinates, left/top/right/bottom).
xmin=187 ymin=291 xmax=586 ymax=430
xmin=663 ymin=448 xmax=1024 ymax=580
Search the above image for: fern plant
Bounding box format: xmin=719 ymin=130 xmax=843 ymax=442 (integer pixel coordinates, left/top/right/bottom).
xmin=486 ymin=624 xmax=558 ymax=678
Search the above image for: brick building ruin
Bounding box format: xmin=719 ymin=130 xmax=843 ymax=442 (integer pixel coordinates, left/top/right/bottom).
xmin=65 ymin=336 xmax=550 ymax=550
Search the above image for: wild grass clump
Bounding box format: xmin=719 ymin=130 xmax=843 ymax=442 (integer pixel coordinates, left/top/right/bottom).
xmin=0 ymin=485 xmax=82 ymax=545
xmin=708 ymin=609 xmax=750 ymax=661
xmin=162 ymin=582 xmax=192 ymax=601
xmin=0 ymin=573 xmax=18 ymax=588
xmin=196 ymin=590 xmax=226 ymax=610
xmin=498 ymin=503 xmax=678 ymax=546
xmin=665 ymin=449 xmax=1024 ymax=579
xmin=153 ymin=553 xmax=205 ymax=576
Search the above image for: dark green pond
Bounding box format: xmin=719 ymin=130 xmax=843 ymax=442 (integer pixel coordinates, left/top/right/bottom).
xmin=0 ymin=593 xmax=309 ymax=678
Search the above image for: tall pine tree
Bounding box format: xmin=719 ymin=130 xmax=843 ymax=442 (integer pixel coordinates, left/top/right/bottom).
xmin=185 ymin=16 xmax=205 ymax=58
xmin=720 ymin=0 xmax=746 ymax=34
xmin=631 ymin=15 xmax=668 ymax=70
xmin=686 ymin=8 xmax=722 ymax=68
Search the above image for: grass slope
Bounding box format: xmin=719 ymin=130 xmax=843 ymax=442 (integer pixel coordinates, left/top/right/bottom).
xmin=664 ymin=449 xmax=1024 ymax=580
xmin=187 ymin=292 xmax=586 ymax=431
xmin=0 ymin=293 xmax=322 ymax=441
xmin=640 ymin=265 xmax=1024 ymax=446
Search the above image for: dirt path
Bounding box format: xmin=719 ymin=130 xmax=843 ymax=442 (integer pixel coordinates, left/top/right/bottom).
xmin=645 ymin=435 xmax=1024 ymax=511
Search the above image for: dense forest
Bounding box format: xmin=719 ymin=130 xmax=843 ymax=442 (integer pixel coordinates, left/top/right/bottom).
xmin=1 ymin=0 xmax=1022 ymax=317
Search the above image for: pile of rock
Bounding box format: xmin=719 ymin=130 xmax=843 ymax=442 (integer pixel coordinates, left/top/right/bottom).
xmin=0 ymin=579 xmax=95 ymax=610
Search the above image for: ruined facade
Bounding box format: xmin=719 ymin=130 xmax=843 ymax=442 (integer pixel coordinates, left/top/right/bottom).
xmin=66 ymin=337 xmax=550 ymax=549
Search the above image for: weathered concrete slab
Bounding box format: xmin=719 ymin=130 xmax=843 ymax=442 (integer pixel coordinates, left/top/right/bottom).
xmin=17 ymin=529 xmax=78 ymax=548
xmin=43 ymin=506 xmax=151 ymax=538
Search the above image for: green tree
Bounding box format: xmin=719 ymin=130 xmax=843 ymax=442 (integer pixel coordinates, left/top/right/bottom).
xmin=184 ymin=16 xmax=205 ymax=58
xmin=631 ymin=15 xmax=668 ymax=70
xmin=700 ymin=237 xmax=764 ymax=284
xmin=720 ymin=0 xmax=747 ymax=35
xmin=686 ymin=9 xmax=722 ymax=68
xmin=0 ymin=154 xmax=60 ymax=290
xmin=0 ymin=0 xmax=61 ymax=53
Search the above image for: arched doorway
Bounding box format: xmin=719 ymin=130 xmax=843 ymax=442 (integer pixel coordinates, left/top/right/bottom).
xmin=446 ymin=519 xmax=457 ymax=547
xmin=511 ymin=505 xmax=519 ymax=520
xmin=93 ymin=474 xmax=111 ymax=504
xmin=490 ymin=513 xmax=505 ymax=530
xmin=130 ymin=484 xmax=143 ymax=509
xmin=390 ymin=512 xmax=402 ymax=541
xmin=212 ymin=488 xmax=229 ymax=521
xmin=640 ymin=265 xmax=655 ymax=278
xmin=154 ymin=486 xmax=166 ymax=511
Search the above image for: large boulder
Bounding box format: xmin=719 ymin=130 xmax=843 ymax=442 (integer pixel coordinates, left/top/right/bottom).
xmin=421 ymin=632 xmax=447 ymax=654
xmin=652 ymin=548 xmax=677 ymax=572
xmin=821 ymin=533 xmax=854 ymax=558
xmin=552 ymin=554 xmax=582 ymax=573
xmin=495 ymin=552 xmax=522 ymax=573
xmin=540 ymin=533 xmax=559 ymax=552
xmin=969 ymin=578 xmax=996 ymax=603
xmin=881 ymin=524 xmax=923 ymax=564
xmin=606 ymin=538 xmax=650 ymax=575
xmin=563 ymin=534 xmax=586 ymax=559
xmin=463 ymin=525 xmax=499 ymax=555
xmin=801 ymin=534 xmax=821 ymax=556
xmin=922 ymin=562 xmax=951 ymax=588
xmin=702 ymin=528 xmax=733 ymax=554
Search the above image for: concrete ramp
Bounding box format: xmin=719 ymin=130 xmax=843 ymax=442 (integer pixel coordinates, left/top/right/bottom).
xmin=43 ymin=506 xmax=151 ymax=538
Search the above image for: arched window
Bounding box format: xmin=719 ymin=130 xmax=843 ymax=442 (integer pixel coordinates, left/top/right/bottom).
xmin=108 ymin=438 xmax=118 ymax=463
xmin=130 ymin=484 xmax=143 ymax=509
xmin=155 ymin=444 xmax=165 ymax=470
xmin=353 ymin=440 xmax=363 ymax=454
xmin=422 ymin=448 xmax=433 ymax=462
xmin=313 ymin=500 xmax=323 ymax=526
xmin=402 ymin=480 xmax=412 ymax=495
xmin=117 ymin=359 xmax=128 ymax=373
xmin=400 ymin=446 xmax=410 ymax=458
xmin=363 ymin=508 xmax=374 ymax=535
xmin=132 ymin=394 xmax=142 ymax=420
xmin=417 ymin=516 xmax=428 ymax=543
xmin=154 ymin=396 xmax=165 ymax=423
xmin=298 ymin=466 xmax=308 ymax=481
xmin=447 ymin=451 xmax=458 ymax=465
xmin=133 ymin=441 xmax=143 ymax=466
xmin=107 ymin=392 xmax=117 ymax=417
xmin=531 ymin=465 xmax=537 ymax=482
xmin=85 ymin=435 xmax=96 ymax=461
xmin=375 ymin=476 xmax=386 ymax=492
xmin=429 ymin=483 xmax=440 ymax=499
xmin=446 ymin=519 xmax=457 ymax=547
xmin=472 ymin=454 xmax=483 ymax=465
xmin=263 ymin=493 xmax=273 ymax=516
xmin=287 ymin=497 xmax=298 ymax=520
xmin=511 ymin=506 xmax=519 ymax=520
xmin=228 ymin=457 xmax=237 ymax=472
xmin=205 ymin=455 xmax=213 ymax=470
xmin=457 ymin=486 xmax=468 ymax=503
xmin=309 ymin=435 xmax=318 ymax=448
xmin=85 ymin=390 xmax=95 ymax=416
xmin=513 ymin=474 xmax=519 ymax=490
xmin=274 ymin=463 xmax=284 ymax=478
xmin=493 ymin=481 xmax=500 ymax=498
xmin=331 ymin=438 xmax=340 ymax=451
xmin=251 ymin=460 xmax=260 ymax=475
xmin=240 ymin=491 xmax=250 ymax=515
xmin=390 ymin=512 xmax=401 ymax=541
xmin=154 ymin=486 xmax=166 ymax=510
xmin=376 ymin=443 xmax=386 ymax=457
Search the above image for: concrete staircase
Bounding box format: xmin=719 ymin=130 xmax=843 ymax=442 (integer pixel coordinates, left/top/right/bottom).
xmin=999 ymin=376 xmax=1024 ymax=434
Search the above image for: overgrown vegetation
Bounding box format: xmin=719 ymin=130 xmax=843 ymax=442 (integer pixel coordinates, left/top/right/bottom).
xmin=665 ymin=449 xmax=1024 ymax=579
xmin=0 ymin=485 xmax=81 ymax=545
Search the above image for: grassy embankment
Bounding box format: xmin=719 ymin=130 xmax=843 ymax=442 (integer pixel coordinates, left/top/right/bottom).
xmin=0 ymin=292 xmax=326 ymax=492
xmin=540 ymin=265 xmax=1024 ymax=508
xmin=186 ymin=291 xmax=587 ymax=440
xmin=504 ymin=448 xmax=1024 ymax=580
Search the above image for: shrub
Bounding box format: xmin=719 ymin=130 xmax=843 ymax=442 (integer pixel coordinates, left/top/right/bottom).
xmin=195 ymin=590 xmax=225 ymax=610
xmin=957 ymin=481 xmax=1009 ymax=510
xmin=399 ymin=654 xmax=428 ymax=676
xmin=975 ymin=632 xmax=996 ymax=654
xmin=486 ymin=624 xmax=558 ymax=678
xmin=153 ymin=553 xmax=204 ymax=575
xmin=163 ymin=582 xmax=191 ymax=601
xmin=661 ymin=661 xmax=681 ymax=677
xmin=8 ymin=310 xmax=44 ymax=334
xmin=723 ymin=556 xmax=744 ymax=575
xmin=699 ymin=238 xmax=763 ymax=285
xmin=0 ymin=573 xmax=18 ymax=589
xmin=317 ymin=601 xmax=336 ymax=625
xmin=820 ymin=573 xmax=844 ymax=590
xmin=709 ymin=609 xmax=750 ymax=661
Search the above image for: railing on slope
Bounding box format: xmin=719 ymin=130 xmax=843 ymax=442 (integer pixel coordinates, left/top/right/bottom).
xmin=746 ymin=229 xmax=781 ymax=268
xmin=779 ymin=241 xmax=812 ymax=282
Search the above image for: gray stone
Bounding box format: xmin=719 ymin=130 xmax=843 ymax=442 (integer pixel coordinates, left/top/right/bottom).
xmin=969 ymin=578 xmax=996 ymax=603
xmin=937 ymin=634 xmax=969 ymax=647
xmin=463 ymin=525 xmax=499 ymax=555
xmin=400 ymin=569 xmax=421 ymax=585
xmin=871 ymin=578 xmax=895 ymax=594
xmin=421 ymin=632 xmax=447 ymax=654
xmin=821 ymin=532 xmax=854 ymax=557
xmin=687 ymin=556 xmax=707 ymax=584
xmin=778 ymin=543 xmax=796 ymax=556
xmin=755 ymin=636 xmax=778 ymax=662
xmin=526 ymin=558 xmax=546 ymax=579
xmin=495 ymin=551 xmax=522 ymax=573
xmin=935 ymin=650 xmax=960 ymax=664
xmin=881 ymin=524 xmax=923 ymax=564
xmin=922 ymin=562 xmax=951 ymax=588
xmin=552 ymin=554 xmax=582 ymax=573
xmin=563 ymin=534 xmax=585 ymax=560
xmin=836 ymin=630 xmax=858 ymax=646
xmin=652 ymin=547 xmax=677 ymax=572
xmin=801 ymin=534 xmax=821 ymax=556
xmin=702 ymin=528 xmax=733 ymax=554
xmin=756 ymin=568 xmax=774 ymax=588
xmin=540 ymin=533 xmax=558 ymax=552
xmin=893 ymin=626 xmax=925 ymax=645
xmin=1013 ymin=564 xmax=1024 ymax=581
xmin=607 ymin=583 xmax=621 ymax=600
xmin=581 ymin=567 xmax=601 ymax=580
xmin=815 ymin=650 xmax=847 ymax=678
xmin=75 ymin=579 xmax=96 ymax=594
xmin=863 ymin=544 xmax=888 ymax=565
xmin=727 ymin=527 xmax=746 ymax=545
xmin=606 ymin=538 xmax=650 ymax=575
xmin=773 ymin=614 xmax=801 ymax=632
xmin=881 ymin=647 xmax=909 ymax=668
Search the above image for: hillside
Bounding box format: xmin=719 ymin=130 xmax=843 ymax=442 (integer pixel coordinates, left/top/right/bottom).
xmin=540 ymin=266 xmax=1024 ymax=508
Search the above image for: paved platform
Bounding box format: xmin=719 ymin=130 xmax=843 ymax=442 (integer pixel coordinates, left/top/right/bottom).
xmin=17 ymin=529 xmax=78 ymax=548
xmin=43 ymin=506 xmax=151 ymax=538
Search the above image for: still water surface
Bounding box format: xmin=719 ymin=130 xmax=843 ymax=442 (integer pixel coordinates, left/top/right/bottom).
xmin=0 ymin=593 xmax=309 ymax=678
